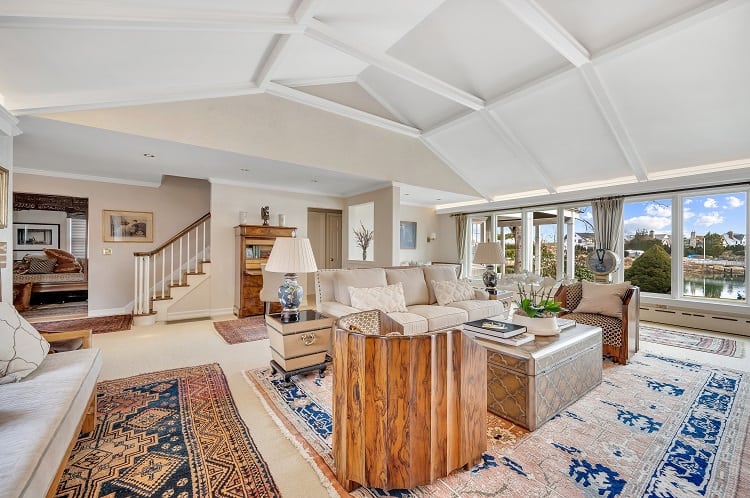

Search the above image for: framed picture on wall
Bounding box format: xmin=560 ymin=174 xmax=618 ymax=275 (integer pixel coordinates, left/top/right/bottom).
xmin=103 ymin=210 xmax=154 ymax=242
xmin=14 ymin=223 xmax=60 ymax=251
xmin=400 ymin=221 xmax=417 ymax=249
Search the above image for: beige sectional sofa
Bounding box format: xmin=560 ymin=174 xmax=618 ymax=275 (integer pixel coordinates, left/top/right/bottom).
xmin=315 ymin=264 xmax=503 ymax=334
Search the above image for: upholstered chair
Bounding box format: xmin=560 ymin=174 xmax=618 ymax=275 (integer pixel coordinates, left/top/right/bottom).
xmin=555 ymin=282 xmax=640 ymax=364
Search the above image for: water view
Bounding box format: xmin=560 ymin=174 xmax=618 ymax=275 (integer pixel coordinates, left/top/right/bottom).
xmin=683 ymin=275 xmax=746 ymax=300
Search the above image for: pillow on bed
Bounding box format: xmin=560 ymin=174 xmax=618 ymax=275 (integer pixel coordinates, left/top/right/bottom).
xmin=44 ymin=249 xmax=82 ymax=273
xmin=24 ymin=256 xmax=57 ymax=274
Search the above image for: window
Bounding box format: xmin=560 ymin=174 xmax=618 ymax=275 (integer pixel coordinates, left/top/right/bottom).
xmin=69 ymin=217 xmax=87 ymax=258
xmin=565 ymin=205 xmax=595 ymax=282
xmin=495 ymin=212 xmax=521 ymax=274
xmin=622 ymin=199 xmax=672 ymax=295
xmin=469 ymin=217 xmax=487 ymax=277
xmin=682 ymin=192 xmax=746 ymax=301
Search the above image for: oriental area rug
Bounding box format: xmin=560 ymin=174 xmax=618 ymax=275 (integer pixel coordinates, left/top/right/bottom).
xmin=55 ymin=364 xmax=280 ymax=498
xmin=33 ymin=314 xmax=133 ymax=334
xmin=213 ymin=315 xmax=268 ymax=345
xmin=640 ymin=325 xmax=741 ymax=357
xmin=246 ymin=353 xmax=750 ymax=497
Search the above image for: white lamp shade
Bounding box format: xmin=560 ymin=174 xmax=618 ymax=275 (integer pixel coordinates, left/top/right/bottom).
xmin=265 ymin=237 xmax=318 ymax=274
xmin=473 ymin=242 xmax=503 ymax=265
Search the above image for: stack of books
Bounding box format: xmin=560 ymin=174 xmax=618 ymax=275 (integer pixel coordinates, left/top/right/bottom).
xmin=464 ymin=318 xmax=534 ymax=346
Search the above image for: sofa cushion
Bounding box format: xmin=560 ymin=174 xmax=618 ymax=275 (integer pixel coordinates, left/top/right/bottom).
xmin=0 ymin=302 xmax=51 ymax=384
xmin=44 ymin=248 xmax=83 ymax=273
xmin=24 ymin=256 xmax=57 ymax=274
xmin=564 ymin=312 xmax=624 ymax=347
xmin=575 ymin=280 xmax=631 ymax=318
xmin=0 ymin=348 xmax=102 ymax=498
xmin=318 ymin=301 xmax=360 ymax=319
xmin=447 ymin=299 xmax=504 ymax=322
xmin=349 ymin=283 xmax=408 ymax=313
xmin=386 ymin=312 xmax=429 ymax=335
xmin=423 ymin=265 xmax=459 ymax=304
xmin=385 ymin=267 xmax=429 ymax=306
xmin=432 ymin=279 xmax=475 ymax=306
xmin=406 ymin=305 xmax=467 ymax=331
xmin=333 ymin=268 xmax=387 ymax=306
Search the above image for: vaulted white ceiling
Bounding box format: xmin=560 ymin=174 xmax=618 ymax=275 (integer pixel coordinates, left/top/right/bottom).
xmin=1 ymin=0 xmax=749 ymax=208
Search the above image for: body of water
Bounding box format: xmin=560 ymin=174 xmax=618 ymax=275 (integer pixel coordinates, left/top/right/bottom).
xmin=683 ymin=276 xmax=746 ymax=300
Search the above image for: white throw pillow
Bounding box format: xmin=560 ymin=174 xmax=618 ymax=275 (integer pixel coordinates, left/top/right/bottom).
xmin=432 ymin=279 xmax=475 ymax=306
xmin=574 ymin=280 xmax=631 ymax=319
xmin=348 ymin=282 xmax=408 ymax=313
xmin=0 ymin=301 xmax=51 ymax=384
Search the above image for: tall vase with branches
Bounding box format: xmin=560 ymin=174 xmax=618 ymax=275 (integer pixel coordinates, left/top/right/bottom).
xmin=353 ymin=222 xmax=374 ymax=261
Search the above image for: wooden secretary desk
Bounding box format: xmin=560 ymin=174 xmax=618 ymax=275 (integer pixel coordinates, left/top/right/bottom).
xmin=234 ymin=224 xmax=297 ymax=317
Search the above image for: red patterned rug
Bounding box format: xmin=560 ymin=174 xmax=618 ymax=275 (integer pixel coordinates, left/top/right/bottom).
xmin=56 ymin=364 xmax=281 ymax=498
xmin=33 ymin=314 xmax=133 ymax=334
xmin=213 ymin=316 xmax=268 ymax=345
xmin=640 ymin=325 xmax=741 ymax=357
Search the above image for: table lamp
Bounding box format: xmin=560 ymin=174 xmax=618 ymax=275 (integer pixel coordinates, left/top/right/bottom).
xmin=265 ymin=237 xmax=318 ymax=321
xmin=473 ymin=241 xmax=503 ymax=292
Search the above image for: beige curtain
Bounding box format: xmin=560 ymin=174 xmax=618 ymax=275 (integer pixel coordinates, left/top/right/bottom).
xmin=592 ymin=197 xmax=624 ymax=251
xmin=455 ymin=214 xmax=467 ymax=261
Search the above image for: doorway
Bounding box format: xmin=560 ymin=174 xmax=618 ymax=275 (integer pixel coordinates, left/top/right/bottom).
xmin=307 ymin=208 xmax=343 ymax=294
xmin=12 ymin=192 xmax=89 ymax=321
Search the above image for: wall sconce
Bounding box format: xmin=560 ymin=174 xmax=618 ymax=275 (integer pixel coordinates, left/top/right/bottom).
xmin=427 ymin=233 xmax=437 ymax=243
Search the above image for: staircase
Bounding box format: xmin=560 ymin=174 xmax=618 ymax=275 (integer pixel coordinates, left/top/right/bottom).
xmin=132 ymin=213 xmax=211 ymax=326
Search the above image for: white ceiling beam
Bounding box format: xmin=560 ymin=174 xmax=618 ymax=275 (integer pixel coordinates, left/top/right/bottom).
xmin=293 ymin=0 xmax=327 ymax=24
xmin=579 ymin=63 xmax=648 ymax=182
xmin=277 ymin=75 xmax=358 ymax=87
xmin=10 ymin=83 xmax=263 ymax=116
xmin=419 ymin=137 xmax=495 ymax=201
xmin=0 ymin=102 xmax=22 ymax=136
xmin=356 ymin=77 xmax=414 ymax=127
xmin=0 ymin=15 xmax=304 ymax=33
xmin=480 ymin=110 xmax=557 ymax=194
xmin=265 ymin=82 xmax=421 ymax=137
xmin=306 ymin=19 xmax=485 ymax=111
xmin=500 ymin=0 xmax=590 ymax=67
xmin=255 ymin=34 xmax=293 ymax=89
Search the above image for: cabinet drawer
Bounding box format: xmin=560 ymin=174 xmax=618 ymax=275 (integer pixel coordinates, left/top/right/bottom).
xmin=268 ymin=326 xmax=331 ymax=358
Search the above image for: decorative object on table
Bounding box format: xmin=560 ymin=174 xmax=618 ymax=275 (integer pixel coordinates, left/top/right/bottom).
xmin=587 ymin=248 xmax=620 ymax=283
xmin=352 ymin=221 xmax=374 ymax=261
xmin=464 ymin=318 xmax=525 ymax=338
xmin=399 ymin=220 xmax=417 ymax=249
xmin=0 ymin=165 xmax=7 ymax=229
xmin=239 ymin=210 xmax=248 ymax=224
xmin=14 ymin=223 xmax=60 ymax=251
xmin=513 ymin=277 xmax=564 ymax=335
xmin=277 ymin=213 xmax=286 ymax=226
xmin=473 ymin=241 xmax=503 ymax=291
xmin=265 ymin=237 xmax=318 ymax=322
xmin=260 ymin=206 xmax=270 ymax=225
xmin=102 ymin=210 xmax=153 ymax=242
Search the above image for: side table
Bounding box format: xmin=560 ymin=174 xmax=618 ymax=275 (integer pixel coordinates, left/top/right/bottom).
xmin=266 ymin=310 xmax=333 ymax=381
xmin=488 ymin=289 xmax=514 ymax=317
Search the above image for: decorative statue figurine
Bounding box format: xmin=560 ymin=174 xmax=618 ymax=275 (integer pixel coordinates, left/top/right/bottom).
xmin=261 ymin=206 xmax=270 ymax=226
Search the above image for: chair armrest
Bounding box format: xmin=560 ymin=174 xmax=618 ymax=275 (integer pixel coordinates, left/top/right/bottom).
xmin=40 ymin=329 xmax=93 ymax=350
xmin=473 ymin=288 xmax=489 ymax=300
xmin=554 ymin=285 xmax=569 ymax=314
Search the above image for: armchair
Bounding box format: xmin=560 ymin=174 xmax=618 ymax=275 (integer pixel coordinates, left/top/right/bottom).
xmin=555 ymin=282 xmax=640 ymax=364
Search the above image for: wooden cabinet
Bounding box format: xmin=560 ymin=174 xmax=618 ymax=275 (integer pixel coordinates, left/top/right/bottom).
xmin=234 ymin=224 xmax=296 ymax=317
xmin=266 ymin=310 xmax=333 ymax=379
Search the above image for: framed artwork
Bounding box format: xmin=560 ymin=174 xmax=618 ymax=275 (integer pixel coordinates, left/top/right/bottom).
xmin=0 ymin=165 xmax=7 ymax=229
xmin=400 ymin=221 xmax=417 ymax=249
xmin=103 ymin=210 xmax=154 ymax=242
xmin=14 ymin=223 xmax=60 ymax=250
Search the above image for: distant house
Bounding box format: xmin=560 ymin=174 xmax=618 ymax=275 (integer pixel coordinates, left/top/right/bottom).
xmin=647 ymin=230 xmax=671 ymax=247
xmin=722 ymin=231 xmax=746 ymax=246
xmin=564 ymin=232 xmax=595 ymax=249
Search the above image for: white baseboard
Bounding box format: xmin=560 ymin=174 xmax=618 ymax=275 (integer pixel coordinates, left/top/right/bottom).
xmin=165 ymin=309 xmax=213 ymax=321
xmin=89 ymin=306 xmax=131 ymax=317
xmin=210 ymin=307 xmax=234 ymax=319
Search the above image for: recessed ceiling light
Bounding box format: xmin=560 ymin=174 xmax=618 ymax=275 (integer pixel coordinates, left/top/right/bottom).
xmin=311 ymin=179 xmax=318 ymax=183
xmin=143 ymin=153 xmax=156 ymax=158
xmin=436 ymin=198 xmax=442 ymax=200
xmin=404 ymin=193 xmax=410 ymax=196
xmin=240 ymin=168 xmax=250 ymax=172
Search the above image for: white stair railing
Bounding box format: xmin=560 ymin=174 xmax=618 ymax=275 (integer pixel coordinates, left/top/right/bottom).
xmin=133 ymin=213 xmax=211 ymax=316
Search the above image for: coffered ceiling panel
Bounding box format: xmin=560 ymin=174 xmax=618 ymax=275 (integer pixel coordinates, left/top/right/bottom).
xmin=270 ymin=35 xmax=368 ymax=82
xmin=388 ymin=0 xmax=570 ymax=100
xmin=357 ymin=66 xmax=466 ymax=130
xmin=295 ymin=82 xmax=397 ymax=121
xmin=492 ymin=70 xmax=633 ymax=187
xmin=537 ymin=0 xmax=711 ymax=55
xmin=596 ymin=2 xmax=750 ymax=174
xmin=0 ymin=0 xmax=298 ymax=17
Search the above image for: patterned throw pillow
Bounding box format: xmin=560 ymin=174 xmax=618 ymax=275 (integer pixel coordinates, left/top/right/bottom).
xmin=432 ymin=279 xmax=475 ymax=306
xmin=348 ymin=283 xmax=408 ymax=313
xmin=44 ymin=248 xmax=83 ymax=273
xmin=25 ymin=257 xmax=57 ymax=274
xmin=0 ymin=301 xmax=51 ymax=384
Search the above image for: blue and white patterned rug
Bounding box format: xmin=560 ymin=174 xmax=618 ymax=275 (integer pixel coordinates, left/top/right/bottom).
xmin=247 ymin=353 xmax=750 ymax=497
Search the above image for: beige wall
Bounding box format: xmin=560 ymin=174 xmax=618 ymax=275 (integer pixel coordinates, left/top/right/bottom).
xmin=0 ymin=135 xmax=12 ymax=301
xmin=398 ymin=205 xmax=439 ymax=265
xmin=434 ymin=213 xmax=460 ymax=264
xmin=208 ymin=182 xmax=343 ymax=315
xmin=343 ymin=186 xmax=399 ymax=268
xmin=12 ymin=173 xmax=210 ymax=313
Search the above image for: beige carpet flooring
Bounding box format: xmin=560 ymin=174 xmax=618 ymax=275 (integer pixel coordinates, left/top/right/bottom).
xmin=90 ymin=317 xmax=749 ymax=498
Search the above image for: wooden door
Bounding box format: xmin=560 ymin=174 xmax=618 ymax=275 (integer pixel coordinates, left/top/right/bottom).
xmin=325 ymin=212 xmax=342 ymax=269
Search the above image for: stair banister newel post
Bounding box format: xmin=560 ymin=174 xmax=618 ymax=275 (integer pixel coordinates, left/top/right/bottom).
xmin=187 ymin=231 xmax=191 ymax=274
xmin=161 ymin=248 xmax=166 ymax=299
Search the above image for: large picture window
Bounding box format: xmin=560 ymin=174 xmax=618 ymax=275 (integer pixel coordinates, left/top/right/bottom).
xmin=622 ymin=199 xmax=672 ymax=295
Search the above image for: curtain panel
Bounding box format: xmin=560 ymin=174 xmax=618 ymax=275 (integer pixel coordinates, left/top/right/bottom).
xmin=591 ymin=197 xmax=624 ymax=251
xmin=455 ymin=214 xmax=467 ymax=261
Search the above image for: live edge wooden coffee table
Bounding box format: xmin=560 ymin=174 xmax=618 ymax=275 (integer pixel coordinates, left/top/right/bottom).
xmin=471 ymin=323 xmax=603 ymax=431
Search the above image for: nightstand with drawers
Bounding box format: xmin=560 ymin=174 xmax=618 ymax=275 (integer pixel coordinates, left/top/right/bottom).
xmin=266 ymin=310 xmax=333 ymax=381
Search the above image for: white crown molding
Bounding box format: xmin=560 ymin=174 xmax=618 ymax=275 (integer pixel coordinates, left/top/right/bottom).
xmin=208 ymin=176 xmax=388 ymax=198
xmin=276 ymin=75 xmax=358 ymax=87
xmin=579 ymin=63 xmax=648 ymax=182
xmin=265 ymin=82 xmax=421 ymax=137
xmin=0 ymin=103 xmax=21 ymax=136
xmin=500 ymin=0 xmax=590 ymax=67
xmin=0 ymin=14 xmax=304 ymax=33
xmin=256 ymin=34 xmax=293 ymax=89
xmin=14 ymin=168 xmax=162 ymax=187
xmin=10 ymin=83 xmax=263 ymax=116
xmin=419 ymin=136 xmax=494 ymax=201
xmin=481 ymin=110 xmax=557 ymax=194
xmin=306 ymin=19 xmax=485 ymax=111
